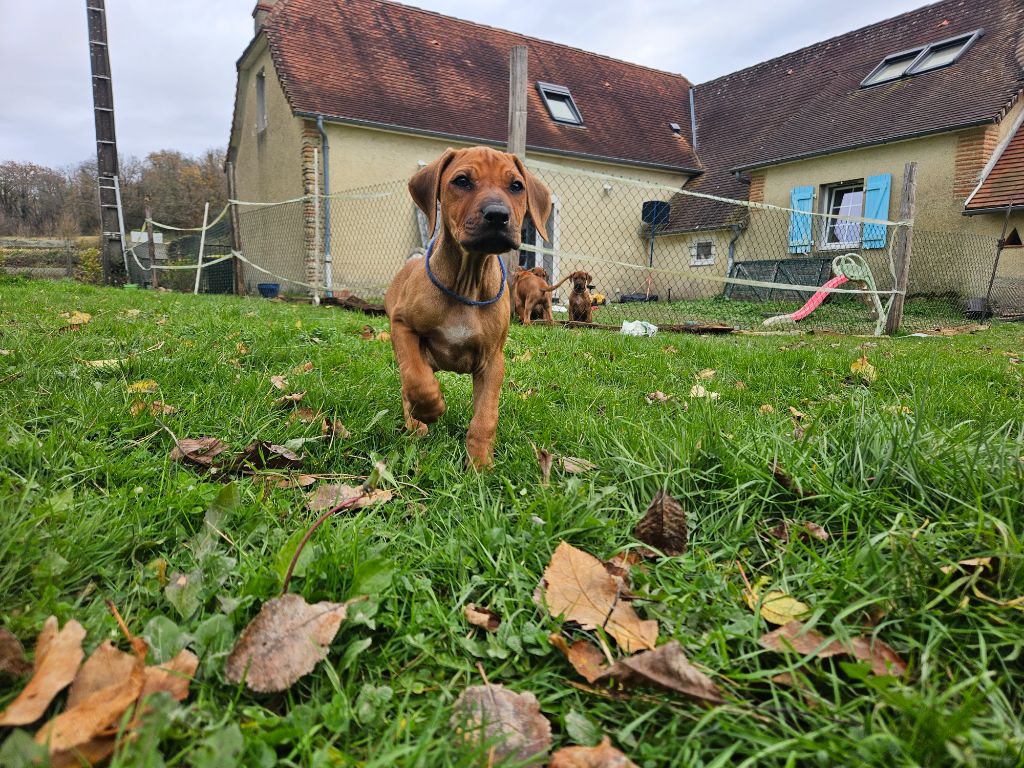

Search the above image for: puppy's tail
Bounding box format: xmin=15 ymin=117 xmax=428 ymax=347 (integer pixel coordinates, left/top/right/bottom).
xmin=541 ymin=275 xmax=572 ymax=293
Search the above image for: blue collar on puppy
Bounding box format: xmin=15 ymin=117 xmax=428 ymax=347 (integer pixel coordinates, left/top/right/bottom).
xmin=424 ymin=235 xmax=507 ymax=307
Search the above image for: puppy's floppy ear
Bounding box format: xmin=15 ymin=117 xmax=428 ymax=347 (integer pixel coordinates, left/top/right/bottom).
xmin=409 ymin=148 xmax=457 ymax=237
xmin=512 ymin=155 xmax=553 ymax=243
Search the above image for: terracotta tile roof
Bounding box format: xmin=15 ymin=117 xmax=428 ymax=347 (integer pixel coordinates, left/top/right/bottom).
xmin=668 ymin=0 xmax=1024 ymax=232
xmin=259 ymin=0 xmax=700 ymax=172
xmin=966 ymin=122 xmax=1024 ymax=212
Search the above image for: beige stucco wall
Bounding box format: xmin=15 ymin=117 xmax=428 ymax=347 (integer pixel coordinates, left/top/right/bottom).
xmin=230 ymin=40 xmax=308 ymax=293
xmin=318 ymin=122 xmax=691 ymax=301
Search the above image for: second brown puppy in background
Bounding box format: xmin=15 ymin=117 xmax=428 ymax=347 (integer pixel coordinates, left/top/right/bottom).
xmin=512 ymin=266 xmax=555 ymax=325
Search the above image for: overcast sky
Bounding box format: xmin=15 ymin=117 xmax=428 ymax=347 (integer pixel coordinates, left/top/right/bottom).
xmin=0 ymin=0 xmax=926 ymax=169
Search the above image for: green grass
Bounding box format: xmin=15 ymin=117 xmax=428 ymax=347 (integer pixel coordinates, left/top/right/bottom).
xmin=1 ymin=277 xmax=1022 ymax=767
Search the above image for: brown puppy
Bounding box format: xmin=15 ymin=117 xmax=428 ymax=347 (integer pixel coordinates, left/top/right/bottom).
xmin=565 ymin=270 xmax=594 ymax=323
xmin=512 ymin=266 xmax=555 ymax=325
xmin=384 ymin=147 xmax=552 ymax=468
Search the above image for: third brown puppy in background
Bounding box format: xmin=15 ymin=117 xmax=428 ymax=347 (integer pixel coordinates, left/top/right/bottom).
xmin=565 ymin=270 xmax=593 ymax=323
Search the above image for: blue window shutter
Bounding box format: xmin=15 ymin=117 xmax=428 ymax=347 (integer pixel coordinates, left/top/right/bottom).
xmin=863 ymin=174 xmax=892 ymax=249
xmin=788 ymin=186 xmax=814 ymax=254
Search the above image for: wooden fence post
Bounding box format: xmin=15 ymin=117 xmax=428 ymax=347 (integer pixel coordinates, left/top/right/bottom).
xmin=226 ymin=160 xmax=245 ymax=295
xmin=885 ymin=162 xmax=918 ymax=336
xmin=145 ymin=195 xmax=158 ymax=290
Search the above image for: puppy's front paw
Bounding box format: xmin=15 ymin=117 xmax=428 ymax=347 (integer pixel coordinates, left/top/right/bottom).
xmin=465 ymin=441 xmax=494 ymax=471
xmin=405 ymin=417 xmax=429 ymax=436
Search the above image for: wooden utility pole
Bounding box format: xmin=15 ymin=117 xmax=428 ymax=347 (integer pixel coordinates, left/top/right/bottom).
xmin=226 ymin=161 xmax=246 ymax=295
xmin=145 ymin=195 xmax=158 ymax=289
xmin=507 ymin=46 xmax=528 ymax=159
xmin=884 ymin=162 xmax=918 ymax=335
xmin=86 ymin=0 xmax=126 ymax=285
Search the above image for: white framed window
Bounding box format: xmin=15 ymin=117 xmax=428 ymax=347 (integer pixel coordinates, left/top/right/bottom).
xmin=690 ymin=240 xmax=715 ymax=265
xmin=256 ymin=68 xmax=268 ymax=133
xmin=821 ymin=181 xmax=864 ymax=248
xmin=861 ymin=30 xmax=982 ymax=87
xmin=537 ymin=82 xmax=583 ymax=126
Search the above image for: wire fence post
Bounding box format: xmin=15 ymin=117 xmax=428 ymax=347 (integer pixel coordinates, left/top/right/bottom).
xmin=145 ymin=195 xmax=158 ymax=290
xmin=193 ymin=201 xmax=210 ymax=295
xmin=885 ymin=162 xmax=918 ymax=336
xmin=313 ymin=147 xmax=322 ymax=302
xmin=226 ymin=161 xmax=245 ymax=296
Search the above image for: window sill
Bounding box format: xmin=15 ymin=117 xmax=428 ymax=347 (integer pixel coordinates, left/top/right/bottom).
xmin=690 ymin=259 xmax=716 ymax=267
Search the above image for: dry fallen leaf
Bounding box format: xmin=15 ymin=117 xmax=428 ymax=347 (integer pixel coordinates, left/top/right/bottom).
xmin=225 ymin=593 xmax=356 ymax=692
xmin=274 ymin=391 xmax=306 ymax=405
xmin=307 ymin=483 xmax=393 ymax=512
xmin=788 ymin=407 xmax=806 ymax=421
xmin=561 ymin=457 xmax=597 ymax=474
xmin=80 ymin=358 xmax=125 ymax=369
xmin=127 ymin=379 xmax=158 ymax=394
xmin=550 ymin=635 xmax=608 ymax=684
xmin=272 ymin=473 xmax=319 ymax=489
xmin=939 ymin=557 xmax=993 ymax=575
xmin=288 ymin=407 xmax=318 ymax=424
xmin=235 ymin=441 xmax=304 ymax=472
xmin=550 ymin=736 xmax=638 ymax=768
xmin=535 ymin=447 xmax=553 ymax=487
xmin=376 ymin=331 xmax=391 ymax=342
xmin=270 ymin=375 xmax=288 ymax=390
xmin=359 ymin=326 xmax=375 ymax=340
xmin=850 ymin=355 xmax=877 ymax=384
xmin=66 ymin=640 xmax=137 ymax=708
xmin=0 ymin=617 xmax=86 ymax=726
xmin=140 ymin=649 xmax=199 ymax=703
xmin=801 ymin=522 xmax=829 ymax=542
xmin=291 ymin=361 xmax=314 ymax=375
xmin=130 ymin=400 xmax=177 ymax=417
xmin=35 ymin=637 xmax=147 ymax=758
xmin=61 ymin=311 xmax=92 ymax=328
xmin=645 ymin=391 xmax=672 ymax=404
xmin=464 ymin=604 xmax=501 ymax=633
xmin=542 ymin=542 xmax=658 ymax=653
xmin=634 ymin=490 xmax=687 ymax=557
xmin=734 ymin=380 xmax=747 ymax=390
xmin=0 ymin=627 xmax=31 ymax=678
xmin=169 ymin=437 xmax=230 ymax=468
xmin=451 ymin=684 xmax=551 ymax=767
xmin=744 ymin=588 xmax=810 ymax=626
xmin=323 ymin=419 xmax=351 ymax=439
xmin=770 ymin=460 xmax=814 ymax=500
xmin=594 ymin=641 xmax=723 ymax=706
xmin=696 ymin=368 xmax=716 ymax=380
xmin=689 ymin=385 xmax=719 ymax=400
xmin=759 ymin=620 xmax=906 ymax=676
xmin=759 ymin=404 xmax=775 ymax=414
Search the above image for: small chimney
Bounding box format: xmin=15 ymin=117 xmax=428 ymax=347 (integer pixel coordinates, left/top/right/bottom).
xmin=253 ymin=1 xmax=277 ymax=34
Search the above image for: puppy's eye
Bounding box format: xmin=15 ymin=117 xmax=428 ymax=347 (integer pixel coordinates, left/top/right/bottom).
xmin=452 ymin=175 xmax=472 ymax=189
xmin=509 ymin=180 xmax=524 ymax=192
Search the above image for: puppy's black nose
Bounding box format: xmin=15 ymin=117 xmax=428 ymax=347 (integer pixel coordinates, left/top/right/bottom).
xmin=482 ymin=204 xmax=510 ymax=226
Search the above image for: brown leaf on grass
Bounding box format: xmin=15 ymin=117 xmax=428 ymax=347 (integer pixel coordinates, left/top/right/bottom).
xmin=696 ymin=368 xmax=716 ymax=381
xmin=270 ymin=374 xmax=288 ymax=390
xmin=734 ymin=380 xmax=748 ymax=390
xmin=550 ymin=736 xmax=638 ymax=768
xmin=789 ymin=407 xmax=807 ymax=420
xmin=35 ymin=637 xmax=146 ymax=757
xmin=535 ymin=447 xmax=553 ymax=487
xmin=645 ymin=391 xmax=671 ymax=404
xmin=0 ymin=617 xmax=86 ymax=726
xmin=358 ymin=325 xmax=375 ymax=340
xmin=225 ymin=593 xmax=355 ymax=692
xmin=126 ymin=379 xmax=158 ymax=394
xmin=464 ymin=604 xmax=501 ymax=633
xmin=60 ymin=311 xmax=92 ymax=329
xmin=759 ymin=404 xmax=775 ymax=414
xmin=307 ymin=483 xmax=393 ymax=512
xmin=129 ymin=400 xmax=177 ymax=417
xmin=237 ymin=442 xmax=303 ymax=471
xmin=561 ymin=457 xmax=597 ymax=474
xmin=542 ymin=542 xmax=658 ymax=653
xmin=759 ymin=620 xmax=906 ymax=676
xmin=376 ymin=331 xmax=391 ymax=342
xmin=744 ymin=585 xmax=810 ymax=626
xmin=634 ymin=490 xmax=687 ymax=557
xmin=939 ymin=557 xmax=993 ymax=575
xmin=593 ymin=641 xmax=723 ymax=706
xmin=140 ymin=649 xmax=199 ymax=703
xmin=288 ymin=407 xmax=318 ymax=424
xmin=550 ymin=635 xmax=608 ymax=684
xmin=66 ymin=641 xmax=138 ymax=708
xmin=169 ymin=437 xmax=230 ymax=468
xmin=272 ymin=473 xmax=319 ymax=489
xmin=292 ymin=361 xmax=314 ymax=375
xmin=770 ymin=460 xmax=813 ymax=500
xmin=802 ymin=522 xmax=829 ymax=542
xmin=850 ymin=355 xmax=877 ymax=384
xmin=323 ymin=419 xmax=351 ymax=439
xmin=273 ymin=391 xmax=306 ymax=405
xmin=602 ymin=551 xmax=642 ymax=591
xmin=450 ymin=684 xmax=551 ymax=767
xmin=0 ymin=628 xmax=31 ymax=678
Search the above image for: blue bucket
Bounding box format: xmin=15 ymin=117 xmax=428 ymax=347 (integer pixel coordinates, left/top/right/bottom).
xmin=257 ymin=283 xmax=280 ymax=299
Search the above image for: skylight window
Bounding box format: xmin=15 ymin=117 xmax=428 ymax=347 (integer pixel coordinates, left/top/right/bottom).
xmin=860 ymin=30 xmax=982 ymax=87
xmin=537 ymin=82 xmax=583 ymax=126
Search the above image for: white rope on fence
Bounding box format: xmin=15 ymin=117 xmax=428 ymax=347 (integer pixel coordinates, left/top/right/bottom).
xmin=230 ymin=250 xmax=320 ymax=290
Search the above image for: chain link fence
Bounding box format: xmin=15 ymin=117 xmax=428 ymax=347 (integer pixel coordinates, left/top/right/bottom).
xmin=125 ymin=159 xmax=1021 ymax=334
